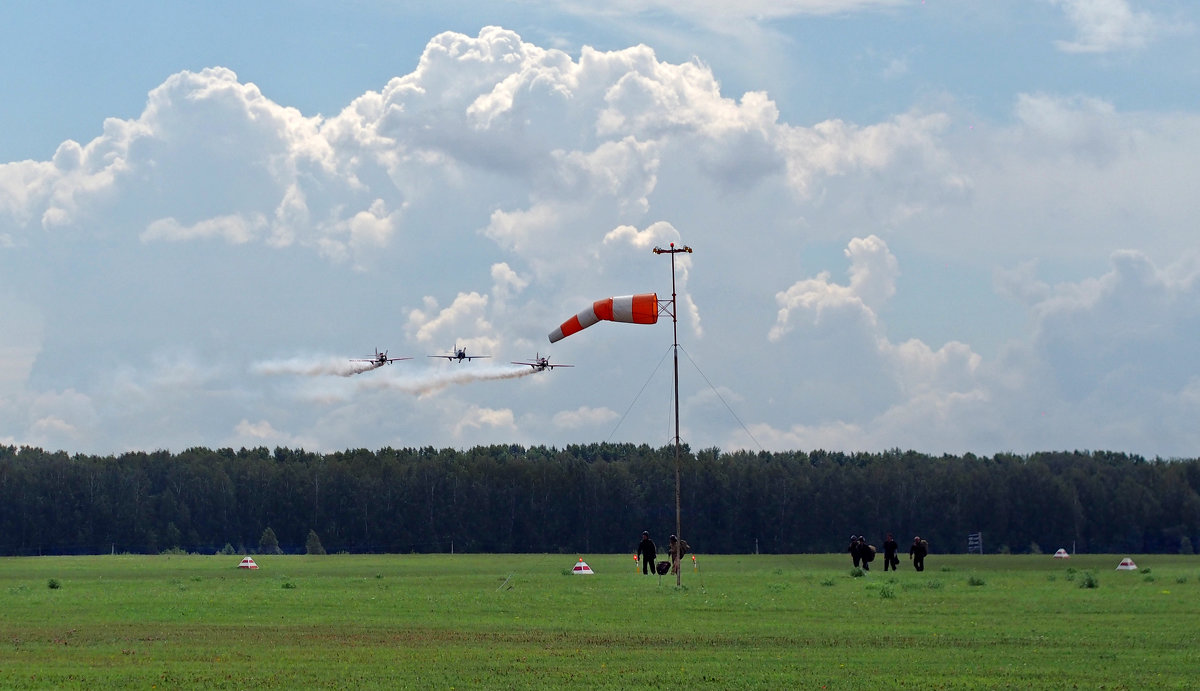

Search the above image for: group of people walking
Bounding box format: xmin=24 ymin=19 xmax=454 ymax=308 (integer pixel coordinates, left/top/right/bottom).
xmin=849 ymin=533 xmax=928 ymax=571
xmin=636 ymin=530 xmax=689 ymax=576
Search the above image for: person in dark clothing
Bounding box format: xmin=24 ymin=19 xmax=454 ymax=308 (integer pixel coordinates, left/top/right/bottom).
xmin=882 ymin=533 xmax=900 ymax=571
xmin=848 ymin=535 xmax=861 ymax=568
xmin=857 ymin=535 xmax=871 ymax=571
xmin=909 ymin=536 xmax=929 ymax=572
xmin=637 ymin=531 xmax=657 ymax=575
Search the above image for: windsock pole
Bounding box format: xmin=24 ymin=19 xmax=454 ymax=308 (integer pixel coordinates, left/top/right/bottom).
xmin=653 ymin=241 xmax=692 ymax=587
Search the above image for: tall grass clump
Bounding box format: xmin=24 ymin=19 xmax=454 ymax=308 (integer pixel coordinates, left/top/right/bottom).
xmin=1078 ymin=571 xmax=1099 ymax=589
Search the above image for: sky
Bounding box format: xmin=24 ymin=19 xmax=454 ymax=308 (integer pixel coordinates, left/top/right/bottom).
xmin=2 ymin=0 xmax=1199 ymax=457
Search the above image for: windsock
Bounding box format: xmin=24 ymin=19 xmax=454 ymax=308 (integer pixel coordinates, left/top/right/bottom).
xmin=548 ymin=293 xmax=658 ymax=343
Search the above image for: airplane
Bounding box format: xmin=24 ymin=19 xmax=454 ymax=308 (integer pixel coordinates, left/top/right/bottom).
xmin=351 ymin=348 xmax=412 ymax=366
xmin=428 ymin=344 xmax=490 ymax=363
xmin=511 ymin=353 xmax=573 ymax=372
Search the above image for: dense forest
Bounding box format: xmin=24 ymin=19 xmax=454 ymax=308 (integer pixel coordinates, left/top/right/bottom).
xmin=1 ymin=444 xmax=1197 ymax=557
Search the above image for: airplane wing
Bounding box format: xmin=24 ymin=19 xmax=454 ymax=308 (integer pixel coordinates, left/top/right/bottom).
xmin=466 ymin=355 xmax=491 ymax=360
xmin=386 ymin=357 xmax=413 ymax=362
xmin=548 ymin=364 xmax=574 ymax=368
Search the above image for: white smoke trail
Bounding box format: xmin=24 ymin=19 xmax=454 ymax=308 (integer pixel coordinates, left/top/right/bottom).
xmin=252 ymin=357 xmax=541 ymax=394
xmin=359 ymin=364 xmax=538 ymax=395
xmin=252 ymin=356 xmax=385 ymax=377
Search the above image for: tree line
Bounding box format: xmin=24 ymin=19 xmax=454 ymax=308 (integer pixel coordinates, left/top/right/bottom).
xmin=1 ymin=444 xmax=1197 ymax=556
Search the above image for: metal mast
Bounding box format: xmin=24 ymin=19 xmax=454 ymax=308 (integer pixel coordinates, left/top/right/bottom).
xmin=653 ymin=241 xmax=692 ymax=586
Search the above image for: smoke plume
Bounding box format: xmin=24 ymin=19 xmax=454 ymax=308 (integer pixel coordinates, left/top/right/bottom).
xmin=252 ymin=357 xmax=386 ymax=377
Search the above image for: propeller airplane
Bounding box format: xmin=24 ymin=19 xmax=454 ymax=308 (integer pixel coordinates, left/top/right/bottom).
xmin=429 ymin=344 xmax=490 ymax=363
xmin=351 ymin=348 xmax=411 ymax=366
xmin=511 ymin=353 xmax=573 ymax=372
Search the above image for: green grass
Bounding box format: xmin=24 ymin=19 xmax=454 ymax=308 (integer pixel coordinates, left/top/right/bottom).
xmin=1 ymin=553 xmax=1197 ymax=688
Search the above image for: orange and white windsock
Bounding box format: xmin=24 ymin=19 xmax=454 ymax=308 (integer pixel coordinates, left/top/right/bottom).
xmin=548 ymin=293 xmax=658 ymax=343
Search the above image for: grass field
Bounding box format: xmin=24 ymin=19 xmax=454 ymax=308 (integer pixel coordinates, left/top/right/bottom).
xmin=1 ymin=552 xmax=1197 ymax=689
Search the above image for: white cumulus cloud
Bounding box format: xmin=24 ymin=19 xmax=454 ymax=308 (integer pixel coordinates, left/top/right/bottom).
xmin=3 ymin=22 xmax=1200 ymax=456
xmin=1049 ymin=0 xmax=1166 ymax=53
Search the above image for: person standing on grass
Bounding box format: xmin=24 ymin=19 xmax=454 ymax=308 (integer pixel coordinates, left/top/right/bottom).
xmin=882 ymin=533 xmax=900 ymax=571
xmin=857 ymin=535 xmax=872 ymax=571
xmin=636 ymin=531 xmax=657 ymax=575
xmin=668 ymin=534 xmax=689 ymax=575
xmin=848 ymin=535 xmax=862 ymax=568
xmin=910 ymin=536 xmax=928 ymax=571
